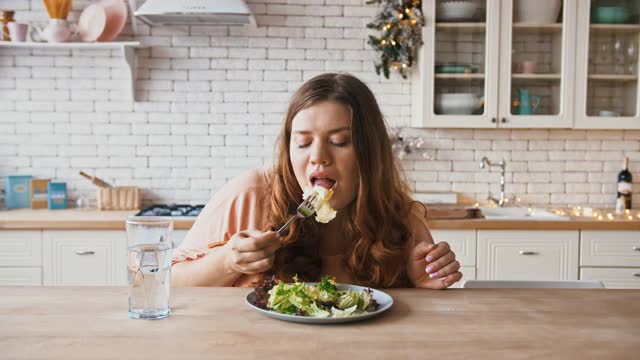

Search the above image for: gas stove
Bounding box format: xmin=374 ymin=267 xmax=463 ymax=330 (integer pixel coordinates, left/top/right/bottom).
xmin=136 ymin=204 xmax=205 ymax=217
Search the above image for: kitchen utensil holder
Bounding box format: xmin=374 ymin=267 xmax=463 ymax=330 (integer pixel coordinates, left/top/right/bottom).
xmin=97 ymin=186 xmax=141 ymax=210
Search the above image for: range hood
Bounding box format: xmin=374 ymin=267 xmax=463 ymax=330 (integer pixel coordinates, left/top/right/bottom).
xmin=134 ymin=0 xmax=253 ymax=26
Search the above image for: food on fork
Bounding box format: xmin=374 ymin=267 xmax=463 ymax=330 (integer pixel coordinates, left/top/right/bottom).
xmin=302 ymin=185 xmax=336 ymax=223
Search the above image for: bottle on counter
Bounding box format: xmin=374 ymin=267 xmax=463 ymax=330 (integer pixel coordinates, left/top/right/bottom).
xmin=615 ymin=156 xmax=632 ymax=214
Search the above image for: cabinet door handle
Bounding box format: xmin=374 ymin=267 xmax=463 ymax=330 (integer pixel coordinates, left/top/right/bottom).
xmin=74 ymin=250 xmax=95 ymax=255
xmin=501 ymin=117 xmax=507 ymax=123
xmin=491 ymin=117 xmax=497 ymax=123
xmin=519 ymin=251 xmax=538 ymax=255
xmin=633 ymin=246 xmax=640 ymax=251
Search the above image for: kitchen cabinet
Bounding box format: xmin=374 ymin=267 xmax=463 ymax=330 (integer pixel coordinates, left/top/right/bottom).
xmin=581 ymin=267 xmax=640 ymax=289
xmin=580 ymin=230 xmax=640 ymax=267
xmin=477 ymin=230 xmax=579 ymax=280
xmin=412 ymin=0 xmax=500 ymax=128
xmin=430 ymin=229 xmax=476 ymax=266
xmin=497 ymin=0 xmax=577 ymax=128
xmin=574 ymin=0 xmax=640 ymax=129
xmin=40 ymin=229 xmax=187 ymax=286
xmin=579 ymin=230 xmax=640 ymax=288
xmin=2 ymin=226 xmax=638 ymax=287
xmin=413 ymin=0 xmax=578 ymax=128
xmin=430 ymin=229 xmax=477 ymax=288
xmin=0 ymin=268 xmax=42 ymax=285
xmin=43 ymin=230 xmax=127 ymax=286
xmin=0 ymin=228 xmax=188 ymax=286
xmin=0 ymin=230 xmax=42 ymax=285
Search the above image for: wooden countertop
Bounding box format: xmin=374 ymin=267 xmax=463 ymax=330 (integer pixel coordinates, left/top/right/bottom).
xmin=427 ymin=218 xmax=640 ymax=230
xmin=1 ymin=208 xmax=640 ymax=230
xmin=0 ymin=209 xmax=195 ymax=230
xmin=1 ymin=287 xmax=638 ymax=359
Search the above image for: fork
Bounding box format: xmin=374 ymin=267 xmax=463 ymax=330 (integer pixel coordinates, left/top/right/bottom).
xmin=277 ymin=193 xmax=318 ymax=236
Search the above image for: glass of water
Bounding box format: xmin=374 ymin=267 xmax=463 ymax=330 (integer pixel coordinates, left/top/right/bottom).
xmin=126 ymin=217 xmax=173 ymax=320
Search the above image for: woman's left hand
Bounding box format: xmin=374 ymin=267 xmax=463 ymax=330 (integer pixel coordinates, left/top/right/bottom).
xmin=408 ymin=241 xmax=462 ymax=289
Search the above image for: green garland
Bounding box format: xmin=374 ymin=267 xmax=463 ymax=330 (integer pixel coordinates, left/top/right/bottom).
xmin=366 ymin=0 xmax=424 ymax=79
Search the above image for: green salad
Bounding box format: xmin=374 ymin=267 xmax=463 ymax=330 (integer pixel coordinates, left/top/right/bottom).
xmin=254 ymin=276 xmax=379 ymax=318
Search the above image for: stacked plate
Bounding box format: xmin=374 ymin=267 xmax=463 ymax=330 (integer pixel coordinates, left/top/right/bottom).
xmin=77 ymin=0 xmax=127 ymax=42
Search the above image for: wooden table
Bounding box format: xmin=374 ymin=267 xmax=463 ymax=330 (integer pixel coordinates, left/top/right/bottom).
xmin=1 ymin=287 xmax=639 ymax=359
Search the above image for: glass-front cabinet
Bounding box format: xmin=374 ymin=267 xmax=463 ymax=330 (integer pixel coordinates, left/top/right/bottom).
xmin=574 ymin=0 xmax=640 ymax=129
xmin=498 ymin=0 xmax=576 ymax=128
xmin=412 ymin=0 xmax=578 ymax=128
xmin=412 ymin=0 xmax=500 ymax=128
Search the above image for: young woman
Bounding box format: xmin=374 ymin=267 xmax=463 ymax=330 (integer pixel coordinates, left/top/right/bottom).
xmin=172 ymin=73 xmax=462 ymax=289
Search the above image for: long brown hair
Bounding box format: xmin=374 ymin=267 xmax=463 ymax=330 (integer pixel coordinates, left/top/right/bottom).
xmin=267 ymin=73 xmax=415 ymax=288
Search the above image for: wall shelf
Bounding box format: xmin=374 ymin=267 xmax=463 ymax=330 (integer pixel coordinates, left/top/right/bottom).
xmin=512 ymin=73 xmax=562 ymax=80
xmin=590 ymin=24 xmax=640 ymax=33
xmin=435 ymin=73 xmax=485 ymax=79
xmin=435 ymin=22 xmax=486 ymax=32
xmin=0 ymin=41 xmax=143 ymax=101
xmin=513 ymin=23 xmax=563 ymax=32
xmin=588 ymin=74 xmax=638 ymax=82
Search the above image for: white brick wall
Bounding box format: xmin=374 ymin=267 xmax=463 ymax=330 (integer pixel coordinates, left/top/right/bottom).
xmin=0 ymin=0 xmax=639 ymax=209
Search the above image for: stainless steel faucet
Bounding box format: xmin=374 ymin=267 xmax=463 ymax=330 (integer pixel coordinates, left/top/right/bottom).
xmin=480 ymin=156 xmax=507 ymax=207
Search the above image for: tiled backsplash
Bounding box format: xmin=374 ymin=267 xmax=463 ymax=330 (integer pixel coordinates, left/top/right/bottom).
xmin=0 ymin=0 xmax=638 ymax=208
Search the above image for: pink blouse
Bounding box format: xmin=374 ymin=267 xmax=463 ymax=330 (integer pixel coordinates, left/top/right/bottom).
xmin=172 ymin=167 xmax=271 ymax=286
xmin=172 ymin=167 xmax=430 ymax=287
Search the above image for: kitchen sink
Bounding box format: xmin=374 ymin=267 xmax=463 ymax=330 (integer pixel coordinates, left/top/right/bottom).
xmin=478 ymin=207 xmax=570 ymax=221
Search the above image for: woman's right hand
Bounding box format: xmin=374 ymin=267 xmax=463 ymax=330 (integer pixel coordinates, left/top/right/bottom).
xmin=224 ymin=230 xmax=281 ymax=275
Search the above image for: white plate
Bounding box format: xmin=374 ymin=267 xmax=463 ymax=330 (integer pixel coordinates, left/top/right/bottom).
xmin=245 ymin=283 xmax=394 ymax=324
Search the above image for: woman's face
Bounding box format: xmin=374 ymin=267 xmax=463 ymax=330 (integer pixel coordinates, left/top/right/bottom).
xmin=290 ymin=100 xmax=358 ymax=210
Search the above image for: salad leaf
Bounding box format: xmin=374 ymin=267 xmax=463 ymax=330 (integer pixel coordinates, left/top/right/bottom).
xmin=337 ymin=291 xmax=360 ymax=309
xmin=254 ymin=275 xmax=380 ymax=318
xmin=318 ymin=275 xmax=338 ymax=294
xmin=330 ymin=305 xmax=358 ymax=318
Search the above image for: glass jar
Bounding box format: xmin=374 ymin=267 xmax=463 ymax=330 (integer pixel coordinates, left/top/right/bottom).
xmin=1 ymin=9 xmax=15 ymax=41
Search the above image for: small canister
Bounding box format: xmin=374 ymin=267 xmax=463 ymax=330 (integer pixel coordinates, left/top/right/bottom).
xmin=0 ymin=9 xmax=15 ymax=41
xmin=47 ymin=182 xmax=68 ymax=210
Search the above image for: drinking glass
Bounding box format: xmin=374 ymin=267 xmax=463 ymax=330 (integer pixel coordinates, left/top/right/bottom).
xmin=596 ymin=38 xmax=612 ymax=68
xmin=626 ymin=37 xmax=638 ymax=75
xmin=613 ymin=34 xmax=626 ymax=74
xmin=126 ymin=217 xmax=173 ymax=320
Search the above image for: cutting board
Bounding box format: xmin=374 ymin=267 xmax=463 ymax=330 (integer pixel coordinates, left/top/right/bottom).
xmin=423 ymin=204 xmax=482 ymax=219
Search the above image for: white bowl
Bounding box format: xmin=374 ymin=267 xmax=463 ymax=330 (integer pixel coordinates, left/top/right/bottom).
xmin=514 ymin=0 xmax=561 ymax=24
xmin=437 ymin=1 xmax=478 ymax=21
xmin=435 ymin=93 xmax=484 ymax=115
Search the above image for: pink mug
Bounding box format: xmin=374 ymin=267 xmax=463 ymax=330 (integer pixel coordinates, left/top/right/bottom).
xmin=7 ymin=22 xmax=28 ymax=42
xmin=521 ymin=61 xmax=537 ymax=74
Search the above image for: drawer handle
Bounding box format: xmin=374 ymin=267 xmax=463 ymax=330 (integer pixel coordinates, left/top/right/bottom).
xmin=634 ymin=273 xmax=640 ymax=277
xmin=74 ymin=250 xmax=95 ymax=255
xmin=519 ymin=251 xmax=538 ymax=255
xmin=633 ymin=246 xmax=640 ymax=251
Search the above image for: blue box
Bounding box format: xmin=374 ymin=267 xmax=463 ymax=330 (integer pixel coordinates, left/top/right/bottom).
xmin=47 ymin=182 xmax=67 ymax=210
xmin=5 ymin=175 xmax=32 ymax=209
